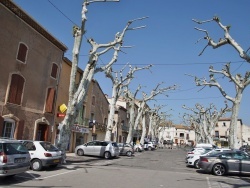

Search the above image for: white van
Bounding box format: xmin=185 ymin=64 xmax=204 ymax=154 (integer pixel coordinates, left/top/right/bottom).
xmin=195 ymin=143 xmax=217 ymax=149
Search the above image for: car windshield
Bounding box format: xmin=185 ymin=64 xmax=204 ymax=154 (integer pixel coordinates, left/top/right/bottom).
xmin=4 ymin=143 xmax=29 ymax=155
xmin=40 ymin=142 xmax=59 ymax=151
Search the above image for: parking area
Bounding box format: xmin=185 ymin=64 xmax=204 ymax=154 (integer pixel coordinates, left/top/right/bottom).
xmin=1 ymin=149 xmax=250 ymax=188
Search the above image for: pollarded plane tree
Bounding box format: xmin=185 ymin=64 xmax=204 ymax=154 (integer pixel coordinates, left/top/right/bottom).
xmin=147 ymin=105 xmax=167 ymax=142
xmin=104 ymin=64 xmax=152 ymax=141
xmin=134 ymin=83 xmax=177 ymax=144
xmin=183 ymin=104 xmax=206 ymax=143
xmin=124 ymin=85 xmax=141 ymax=144
xmin=182 ymin=112 xmax=203 ymax=144
xmin=194 ymin=65 xmax=250 ymax=148
xmin=57 ymin=0 xmax=147 ymax=152
xmin=192 ymin=16 xmax=250 ymax=149
xmin=183 ymin=103 xmax=230 ymax=144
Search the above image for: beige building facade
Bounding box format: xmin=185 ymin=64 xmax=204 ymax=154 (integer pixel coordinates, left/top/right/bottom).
xmin=0 ymin=1 xmax=67 ymax=141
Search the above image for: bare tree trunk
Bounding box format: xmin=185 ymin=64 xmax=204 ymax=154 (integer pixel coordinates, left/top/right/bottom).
xmin=140 ymin=113 xmax=147 ymax=144
xmin=229 ymin=92 xmax=242 ymax=149
xmin=126 ymin=103 xmax=135 ymax=144
xmin=105 ymin=86 xmax=117 ymax=141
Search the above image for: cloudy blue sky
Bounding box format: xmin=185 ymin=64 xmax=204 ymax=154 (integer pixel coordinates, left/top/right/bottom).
xmin=13 ymin=0 xmax=250 ymax=125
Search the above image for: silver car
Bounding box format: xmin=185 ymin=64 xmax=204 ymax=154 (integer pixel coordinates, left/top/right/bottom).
xmin=198 ymin=150 xmax=250 ymax=176
xmin=117 ymin=143 xmax=134 ymax=156
xmin=0 ymin=139 xmax=30 ymax=177
xmin=75 ymin=141 xmax=119 ymax=159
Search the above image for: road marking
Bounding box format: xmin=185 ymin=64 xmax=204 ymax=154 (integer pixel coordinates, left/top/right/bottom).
xmin=206 ymin=177 xmax=211 ymax=188
xmin=37 ymin=169 xmax=81 ymax=180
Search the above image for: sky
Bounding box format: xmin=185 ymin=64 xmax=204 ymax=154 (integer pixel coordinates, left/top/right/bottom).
xmin=13 ymin=0 xmax=250 ymax=125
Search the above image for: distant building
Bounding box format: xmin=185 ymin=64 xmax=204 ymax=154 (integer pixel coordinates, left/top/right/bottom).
xmin=158 ymin=123 xmax=195 ymax=146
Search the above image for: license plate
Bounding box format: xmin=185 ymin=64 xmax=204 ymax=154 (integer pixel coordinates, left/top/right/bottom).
xmin=53 ymin=159 xmax=60 ymax=163
xmin=14 ymin=158 xmax=25 ymax=163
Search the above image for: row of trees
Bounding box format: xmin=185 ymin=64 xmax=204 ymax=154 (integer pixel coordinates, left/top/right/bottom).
xmin=57 ymin=1 xmax=249 ymax=152
xmin=57 ymin=0 xmax=176 ymax=152
xmin=183 ymin=17 xmax=250 ymax=149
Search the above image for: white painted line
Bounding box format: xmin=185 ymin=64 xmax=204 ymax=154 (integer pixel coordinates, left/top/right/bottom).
xmin=206 ymin=177 xmax=211 ymax=188
xmin=26 ymin=171 xmax=37 ymax=179
xmin=41 ymin=168 xmax=81 ymax=180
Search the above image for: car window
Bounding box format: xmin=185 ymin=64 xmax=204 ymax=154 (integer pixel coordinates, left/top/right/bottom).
xmin=220 ymin=153 xmax=232 ymax=159
xmin=24 ymin=142 xmax=36 ymax=151
xmin=87 ymin=142 xmax=94 ymax=146
xmin=111 ymin=142 xmax=118 ymax=147
xmin=40 ymin=142 xmax=59 ymax=151
xmin=4 ymin=143 xmax=29 ymax=154
xmin=0 ymin=143 xmax=2 ymax=153
xmin=101 ymin=142 xmax=108 ymax=146
xmin=94 ymin=141 xmax=102 ymax=146
xmin=233 ymin=153 xmax=249 ymax=160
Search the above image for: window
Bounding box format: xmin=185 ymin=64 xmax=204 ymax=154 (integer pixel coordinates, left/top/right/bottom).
xmin=2 ymin=119 xmax=15 ymax=138
xmin=8 ymin=74 xmax=25 ymax=105
xmin=45 ymin=88 xmax=56 ymax=113
xmin=215 ymin=131 xmax=219 ymax=138
xmin=223 ymin=122 xmax=226 ymax=127
xmin=92 ymin=96 xmax=95 ymax=105
xmin=180 ymin=133 xmax=184 ymax=138
xmin=51 ymin=63 xmax=58 ymax=79
xmin=16 ymin=43 xmax=28 ymax=63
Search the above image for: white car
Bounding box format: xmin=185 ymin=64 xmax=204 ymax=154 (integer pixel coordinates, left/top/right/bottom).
xmin=20 ymin=140 xmax=63 ymax=171
xmin=75 ymin=140 xmax=120 ymax=159
xmin=134 ymin=143 xmax=144 ymax=152
xmin=186 ymin=148 xmax=231 ymax=169
xmin=186 ymin=147 xmax=207 ymax=158
xmin=144 ymin=141 xmax=156 ymax=151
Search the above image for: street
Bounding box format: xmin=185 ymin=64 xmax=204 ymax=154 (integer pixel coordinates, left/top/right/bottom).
xmin=0 ymin=148 xmax=250 ymax=188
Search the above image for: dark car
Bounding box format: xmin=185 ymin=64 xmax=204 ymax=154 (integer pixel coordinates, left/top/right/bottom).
xmin=198 ymin=150 xmax=250 ymax=176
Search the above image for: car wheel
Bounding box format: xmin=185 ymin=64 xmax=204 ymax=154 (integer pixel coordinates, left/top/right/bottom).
xmin=31 ymin=159 xmax=43 ymax=171
xmin=212 ymin=163 xmax=226 ymax=176
xmin=126 ymin=151 xmax=132 ymax=157
xmin=194 ymin=159 xmax=199 ymax=169
xmin=77 ymin=149 xmax=84 ymax=156
xmin=104 ymin=151 xmax=111 ymax=159
xmin=148 ymin=147 xmax=152 ymax=151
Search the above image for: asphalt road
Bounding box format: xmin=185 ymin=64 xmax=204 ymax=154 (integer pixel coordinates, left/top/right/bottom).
xmin=1 ymin=148 xmax=250 ymax=188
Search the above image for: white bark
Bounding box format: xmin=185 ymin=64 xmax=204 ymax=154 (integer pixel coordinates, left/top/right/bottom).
xmin=57 ymin=0 xmax=147 ymax=152
xmin=194 ymin=64 xmax=250 ymax=148
xmin=192 ymin=16 xmax=250 ymax=62
xmin=137 ymin=84 xmax=177 ymax=143
xmin=104 ymin=64 xmax=152 ymax=141
xmin=124 ymin=85 xmax=141 ymax=144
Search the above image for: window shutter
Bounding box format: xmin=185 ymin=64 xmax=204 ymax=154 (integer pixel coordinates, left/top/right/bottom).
xmin=45 ymin=88 xmax=55 ymax=113
xmin=17 ymin=43 xmax=28 ymax=63
xmin=8 ymin=74 xmax=24 ymax=105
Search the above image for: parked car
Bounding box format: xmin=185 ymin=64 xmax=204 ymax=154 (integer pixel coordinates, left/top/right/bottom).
xmin=144 ymin=141 xmax=156 ymax=151
xmin=117 ymin=143 xmax=134 ymax=156
xmin=186 ymin=148 xmax=231 ymax=169
xmin=198 ymin=150 xmax=250 ymax=176
xmin=186 ymin=147 xmax=207 ymax=158
xmin=75 ymin=140 xmax=119 ymax=159
xmin=134 ymin=143 xmax=144 ymax=152
xmin=195 ymin=143 xmax=218 ymax=149
xmin=0 ymin=138 xmax=30 ymax=177
xmin=20 ymin=140 xmax=63 ymax=171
